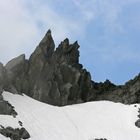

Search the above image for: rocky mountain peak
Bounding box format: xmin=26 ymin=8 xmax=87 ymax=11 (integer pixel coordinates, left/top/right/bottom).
xmin=39 ymin=29 xmax=55 ymax=56
xmin=29 ymin=29 xmax=55 ymax=62
xmin=1 ymin=30 xmax=140 ymax=106
xmin=63 ymin=38 xmax=69 ymax=46
xmin=40 ymin=29 xmax=53 ymax=44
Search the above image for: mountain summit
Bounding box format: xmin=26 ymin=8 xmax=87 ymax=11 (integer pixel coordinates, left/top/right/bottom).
xmin=0 ymin=30 xmax=140 ymax=106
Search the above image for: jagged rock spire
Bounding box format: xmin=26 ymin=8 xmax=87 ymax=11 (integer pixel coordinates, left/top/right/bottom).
xmin=1 ymin=29 xmax=140 ymax=106
xmin=73 ymin=41 xmax=79 ymax=49
xmin=40 ymin=29 xmax=53 ymax=44
xmin=28 ymin=30 xmax=55 ymax=91
xmin=39 ymin=29 xmax=55 ymax=57
xmin=63 ymin=38 xmax=69 ymax=46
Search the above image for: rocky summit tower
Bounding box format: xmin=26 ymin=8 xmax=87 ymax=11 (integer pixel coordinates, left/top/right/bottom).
xmin=1 ymin=30 xmax=140 ymax=106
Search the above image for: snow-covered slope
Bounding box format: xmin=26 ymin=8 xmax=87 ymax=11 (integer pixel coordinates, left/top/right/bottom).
xmin=0 ymin=91 xmax=140 ymax=140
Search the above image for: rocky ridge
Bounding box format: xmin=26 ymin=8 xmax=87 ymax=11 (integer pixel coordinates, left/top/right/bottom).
xmin=0 ymin=30 xmax=140 ymax=106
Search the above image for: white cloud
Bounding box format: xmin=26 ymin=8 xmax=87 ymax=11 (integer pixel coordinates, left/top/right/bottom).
xmin=0 ymin=0 xmax=40 ymax=63
xmin=0 ymin=0 xmax=86 ymax=64
xmin=28 ymin=1 xmax=83 ymax=42
xmin=72 ymin=0 xmax=97 ymax=21
xmin=73 ymin=0 xmax=140 ymax=63
xmin=0 ymin=0 xmax=140 ymax=65
xmin=73 ymin=0 xmax=140 ymax=33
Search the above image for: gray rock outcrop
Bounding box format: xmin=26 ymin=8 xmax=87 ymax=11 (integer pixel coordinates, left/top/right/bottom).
xmin=26 ymin=30 xmax=94 ymax=105
xmin=0 ymin=100 xmax=17 ymax=116
xmin=0 ymin=63 xmax=5 ymax=94
xmin=4 ymin=54 xmax=29 ymax=94
xmin=95 ymin=75 xmax=140 ymax=104
xmin=0 ymin=63 xmax=17 ymax=116
xmin=1 ymin=29 xmax=140 ymax=106
xmin=0 ymin=126 xmax=30 ymax=140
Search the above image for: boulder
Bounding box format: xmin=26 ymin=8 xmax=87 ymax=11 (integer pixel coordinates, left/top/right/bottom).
xmin=0 ymin=126 xmax=30 ymax=140
xmin=135 ymin=119 xmax=140 ymax=128
xmin=0 ymin=100 xmax=17 ymax=116
xmin=19 ymin=127 xmax=30 ymax=139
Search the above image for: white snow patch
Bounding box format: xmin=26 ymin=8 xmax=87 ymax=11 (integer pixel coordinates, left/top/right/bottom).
xmin=0 ymin=91 xmax=139 ymax=140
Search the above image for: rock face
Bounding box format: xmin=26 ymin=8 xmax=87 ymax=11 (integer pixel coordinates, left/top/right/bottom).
xmin=0 ymin=63 xmax=18 ymax=115
xmin=26 ymin=30 xmax=94 ymax=105
xmin=95 ymin=75 xmax=140 ymax=104
xmin=4 ymin=54 xmax=28 ymax=94
xmin=0 ymin=63 xmax=5 ymax=94
xmin=0 ymin=100 xmax=17 ymax=116
xmin=1 ymin=29 xmax=140 ymax=106
xmin=135 ymin=108 xmax=140 ymax=128
xmin=0 ymin=126 xmax=30 ymax=140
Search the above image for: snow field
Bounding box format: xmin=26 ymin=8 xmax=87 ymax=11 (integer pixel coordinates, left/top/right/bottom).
xmin=0 ymin=91 xmax=139 ymax=140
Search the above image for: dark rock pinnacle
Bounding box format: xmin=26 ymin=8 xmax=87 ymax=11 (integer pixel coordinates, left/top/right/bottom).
xmin=0 ymin=30 xmax=140 ymax=106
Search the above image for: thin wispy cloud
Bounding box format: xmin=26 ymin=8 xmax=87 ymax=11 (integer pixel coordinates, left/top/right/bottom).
xmin=73 ymin=0 xmax=140 ymax=33
xmin=0 ymin=0 xmax=39 ymax=63
xmin=22 ymin=1 xmax=84 ymax=40
xmin=72 ymin=0 xmax=97 ymax=21
xmin=73 ymin=0 xmax=140 ymax=62
xmin=0 ymin=0 xmax=86 ymax=63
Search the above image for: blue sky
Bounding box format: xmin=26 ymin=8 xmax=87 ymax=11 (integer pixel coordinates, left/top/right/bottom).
xmin=0 ymin=0 xmax=140 ymax=85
